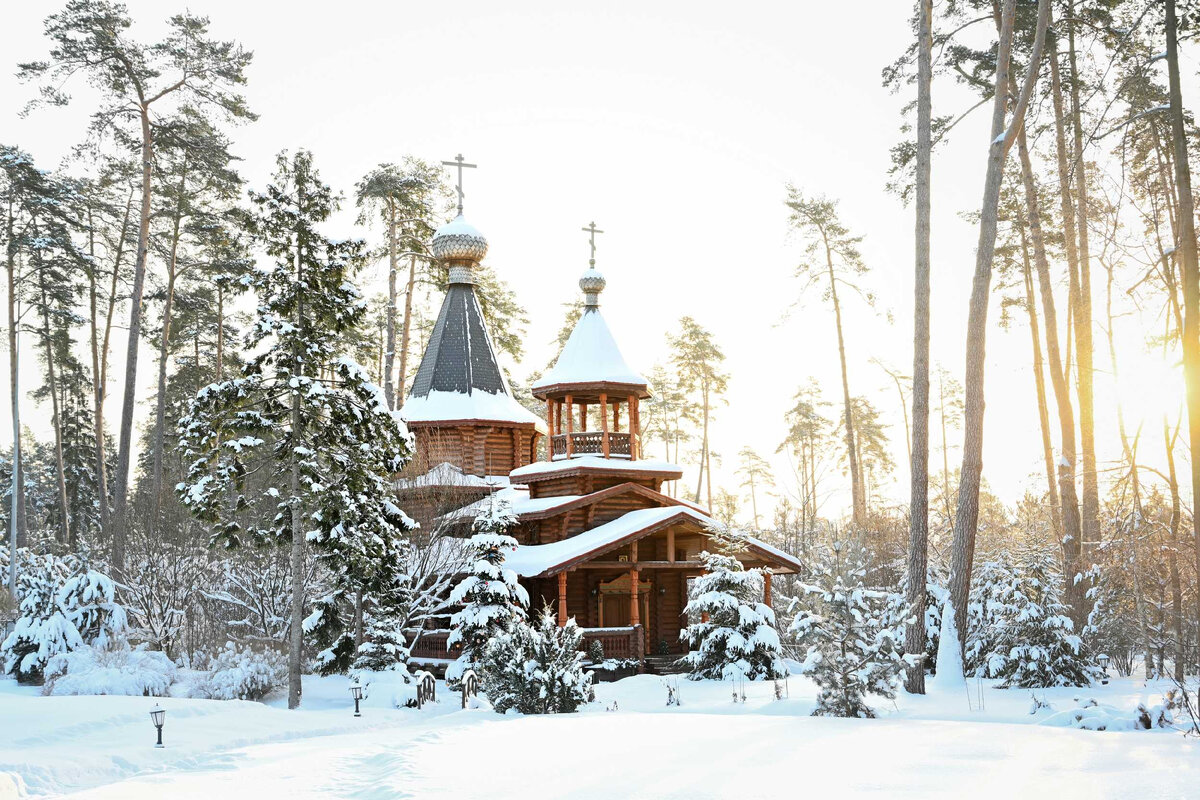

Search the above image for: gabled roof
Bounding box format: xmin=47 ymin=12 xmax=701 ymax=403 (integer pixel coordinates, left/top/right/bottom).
xmin=514 ymin=481 xmax=704 ymax=521
xmin=531 ymin=307 xmax=647 ymax=394
xmin=400 ymin=283 xmax=545 ymax=430
xmin=503 ymin=506 xmax=805 ymax=577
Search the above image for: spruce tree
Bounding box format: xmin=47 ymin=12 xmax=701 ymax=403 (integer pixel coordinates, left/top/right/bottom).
xmin=481 ymin=607 xmax=592 ymax=714
xmin=177 ymin=150 xmax=414 ymax=708
xmin=790 ymin=543 xmax=904 ymax=717
xmin=446 ymin=496 xmax=528 ymax=686
xmin=681 ymin=550 xmax=785 ymax=681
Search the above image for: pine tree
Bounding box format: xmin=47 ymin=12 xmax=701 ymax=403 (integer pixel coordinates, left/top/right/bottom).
xmin=681 ymin=549 xmax=785 ymax=681
xmin=176 ymin=150 xmax=414 ymax=708
xmin=964 ymin=552 xmax=1017 ymax=677
xmin=735 ymin=447 xmax=774 ymax=529
xmin=790 ymin=543 xmax=904 ymax=717
xmin=668 ymin=318 xmax=728 ymax=508
xmin=446 ymin=496 xmax=529 ymax=686
xmin=480 ymin=606 xmax=592 ymax=714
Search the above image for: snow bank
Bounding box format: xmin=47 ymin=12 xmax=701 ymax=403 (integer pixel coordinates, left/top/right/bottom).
xmin=43 ymin=642 xmax=176 ymax=697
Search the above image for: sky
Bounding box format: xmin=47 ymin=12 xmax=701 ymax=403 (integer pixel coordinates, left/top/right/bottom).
xmin=0 ymin=0 xmax=1194 ymax=525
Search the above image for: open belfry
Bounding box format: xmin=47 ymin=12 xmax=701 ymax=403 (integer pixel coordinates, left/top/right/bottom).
xmin=398 ymin=157 xmax=801 ymax=671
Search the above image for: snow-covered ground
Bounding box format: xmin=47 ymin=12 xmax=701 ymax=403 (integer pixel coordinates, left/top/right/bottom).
xmin=1 ymin=672 xmax=1195 ymax=799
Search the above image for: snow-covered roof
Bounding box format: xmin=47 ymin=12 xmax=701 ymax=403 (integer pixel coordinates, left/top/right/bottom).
xmin=509 ymin=455 xmax=683 ymax=480
xmin=505 ymin=506 xmax=713 ymax=577
xmin=531 ymin=307 xmax=647 ymax=391
xmin=394 ymin=462 xmax=514 ymax=490
xmin=436 ymin=488 xmax=592 ymax=523
xmin=401 ymin=389 xmax=546 ymax=429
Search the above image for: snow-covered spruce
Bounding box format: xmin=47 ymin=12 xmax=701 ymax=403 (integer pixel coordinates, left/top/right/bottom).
xmin=175 ymin=150 xmax=418 ymax=699
xmin=445 ymin=496 xmax=529 ymax=687
xmin=680 ymin=550 xmax=786 ymax=681
xmin=789 ymin=543 xmax=904 ymax=717
xmin=964 ymin=552 xmax=1018 ymax=678
xmin=2 ymin=554 xmax=127 ymax=683
xmin=188 ymin=641 xmax=288 ymax=701
xmin=480 ymin=607 xmax=592 ymax=714
xmin=983 ymin=546 xmax=1100 ymax=688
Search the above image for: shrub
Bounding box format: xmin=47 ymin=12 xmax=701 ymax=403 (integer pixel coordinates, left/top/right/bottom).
xmin=43 ymin=639 xmax=177 ymax=696
xmin=481 ymin=607 xmax=592 ymax=714
xmin=190 ymin=642 xmax=286 ymax=701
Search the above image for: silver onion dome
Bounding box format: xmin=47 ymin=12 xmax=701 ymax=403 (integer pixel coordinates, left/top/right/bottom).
xmin=432 ymin=215 xmax=488 ymax=282
xmin=580 ymin=267 xmax=606 ymax=307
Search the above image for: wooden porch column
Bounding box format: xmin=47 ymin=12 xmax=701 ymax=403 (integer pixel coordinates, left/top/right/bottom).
xmin=600 ymin=392 xmax=610 ymax=457
xmin=629 ymin=394 xmax=640 ymax=460
xmin=557 ymin=572 xmax=568 ymax=627
xmin=580 ymin=402 xmax=588 ymax=432
xmin=613 ymin=401 xmax=620 ymax=432
xmin=629 ymin=569 xmax=640 ymax=627
xmin=763 ymin=571 xmax=773 ymax=609
xmin=565 ymin=393 xmax=574 ymax=457
xmin=667 ymin=528 xmax=675 ymax=562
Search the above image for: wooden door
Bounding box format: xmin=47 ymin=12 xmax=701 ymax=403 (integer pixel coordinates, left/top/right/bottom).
xmin=602 ymin=594 xmax=630 ymax=627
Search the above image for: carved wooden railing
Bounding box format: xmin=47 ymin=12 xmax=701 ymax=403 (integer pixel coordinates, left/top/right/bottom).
xmin=580 ymin=625 xmax=643 ymax=663
xmin=551 ymin=432 xmax=631 ymax=458
xmin=407 ymin=629 xmax=457 ymax=661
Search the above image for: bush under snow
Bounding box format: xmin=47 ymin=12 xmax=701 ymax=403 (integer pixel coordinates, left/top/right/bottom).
xmin=188 ymin=642 xmax=286 ymax=701
xmin=43 ymin=639 xmax=177 ymax=697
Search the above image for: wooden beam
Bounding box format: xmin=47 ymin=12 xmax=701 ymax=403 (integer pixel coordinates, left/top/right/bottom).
xmin=667 ymin=528 xmax=675 ymax=562
xmin=565 ymin=393 xmax=574 ymax=457
xmin=575 ymin=560 xmax=705 ymax=570
xmin=557 ymin=572 xmax=568 ymax=626
xmin=629 ymin=568 xmax=640 ymax=627
xmin=629 ymin=394 xmax=640 ymax=460
xmin=600 ymin=391 xmax=610 ymax=458
xmin=763 ymin=570 xmax=773 ymax=609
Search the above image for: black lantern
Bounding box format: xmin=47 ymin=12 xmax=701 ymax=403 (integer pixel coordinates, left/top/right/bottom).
xmin=1097 ymin=653 xmax=1110 ymax=685
xmin=149 ymin=704 xmax=165 ymax=748
xmin=350 ymin=682 xmax=363 ymax=717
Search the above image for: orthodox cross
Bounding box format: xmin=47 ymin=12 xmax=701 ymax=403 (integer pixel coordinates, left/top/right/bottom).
xmin=582 ymin=221 xmax=604 ymax=266
xmin=441 ymin=153 xmax=476 ymax=215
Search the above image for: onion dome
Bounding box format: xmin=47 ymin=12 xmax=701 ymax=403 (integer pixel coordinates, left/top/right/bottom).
xmin=579 ymin=267 xmax=606 ymax=306
xmin=432 ymin=215 xmax=488 ymax=284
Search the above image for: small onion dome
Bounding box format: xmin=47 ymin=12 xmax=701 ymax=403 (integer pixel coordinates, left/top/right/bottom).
xmin=579 ymin=267 xmax=606 ymax=306
xmin=431 ymin=214 xmax=488 ymax=265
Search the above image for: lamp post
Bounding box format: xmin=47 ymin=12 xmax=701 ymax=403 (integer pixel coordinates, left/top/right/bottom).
xmin=350 ymin=682 xmax=363 ymax=717
xmin=149 ymin=704 xmax=165 ymax=748
xmin=1097 ymin=653 xmax=1110 ymax=685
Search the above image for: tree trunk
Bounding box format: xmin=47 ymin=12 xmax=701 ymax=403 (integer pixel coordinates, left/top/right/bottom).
xmin=397 ymin=254 xmax=418 ymax=401
xmin=1016 ymin=212 xmax=1062 ymax=539
xmin=1018 ymin=128 xmax=1084 ymax=613
xmin=948 ymin=0 xmax=1049 ymax=651
xmin=288 ymin=231 xmax=305 ymax=711
xmin=1166 ymin=0 xmax=1200 ymax=681
xmin=1164 ymin=416 xmax=1185 ymax=682
xmin=905 ymin=0 xmax=933 ymax=696
xmin=152 ymin=186 xmax=186 ymax=512
xmin=826 ymin=244 xmax=864 ymax=526
xmin=6 ymin=194 xmax=23 ymax=590
xmin=1065 ymin=4 xmax=1099 ymax=555
xmin=37 ymin=275 xmax=71 ymax=547
xmin=384 ymin=203 xmax=398 ymax=409
xmin=111 ymin=106 xmax=156 ymax=569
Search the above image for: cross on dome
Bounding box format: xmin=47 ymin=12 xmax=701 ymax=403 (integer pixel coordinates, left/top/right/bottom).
xmin=441 ymin=153 xmax=477 ymax=215
xmin=581 ymin=220 xmax=604 ymax=266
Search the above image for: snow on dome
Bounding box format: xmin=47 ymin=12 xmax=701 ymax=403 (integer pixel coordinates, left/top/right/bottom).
xmin=401 ymin=388 xmax=547 ymax=431
xmin=431 ymin=214 xmax=488 ymax=264
xmin=531 ymin=306 xmax=648 ymax=391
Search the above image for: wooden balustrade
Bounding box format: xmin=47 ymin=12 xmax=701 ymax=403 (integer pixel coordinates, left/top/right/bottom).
xmin=551 ymin=432 xmax=631 ymax=458
xmin=580 ymin=625 xmax=642 ymax=661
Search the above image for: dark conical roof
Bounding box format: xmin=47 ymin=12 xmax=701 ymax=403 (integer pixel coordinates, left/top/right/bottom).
xmin=400 ymin=283 xmax=543 ymax=427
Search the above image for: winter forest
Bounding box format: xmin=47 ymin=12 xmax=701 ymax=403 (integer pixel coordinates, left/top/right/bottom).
xmin=3 ymin=0 xmax=1200 ymax=798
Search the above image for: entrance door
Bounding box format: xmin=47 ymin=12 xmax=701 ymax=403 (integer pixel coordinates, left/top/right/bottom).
xmin=602 ymin=594 xmax=630 ymax=627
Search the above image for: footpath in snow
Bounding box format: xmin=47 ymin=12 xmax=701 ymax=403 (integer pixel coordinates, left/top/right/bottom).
xmin=1 ymin=672 xmax=1196 ymax=799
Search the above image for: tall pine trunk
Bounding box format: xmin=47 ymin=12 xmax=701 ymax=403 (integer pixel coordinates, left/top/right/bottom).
xmin=1166 ymin=0 xmax=1200 ymax=679
xmin=397 ymin=254 xmax=418 ymax=400
xmin=904 ymin=0 xmax=933 ymax=696
xmin=288 ymin=230 xmax=305 ymax=710
xmin=112 ymin=106 xmax=156 ymax=569
xmin=383 ymin=202 xmax=398 ymax=408
xmin=1018 ymin=128 xmax=1084 ymax=611
xmin=948 ymin=0 xmax=1049 ymax=651
xmin=37 ymin=272 xmax=71 ymax=547
xmin=152 ymin=178 xmax=186 ymax=511
xmin=5 ymin=195 xmax=24 ymax=577
xmin=826 ymin=244 xmax=864 ymax=526
xmin=1065 ymin=6 xmax=1099 ymax=554
xmin=1017 ymin=214 xmax=1062 ymax=539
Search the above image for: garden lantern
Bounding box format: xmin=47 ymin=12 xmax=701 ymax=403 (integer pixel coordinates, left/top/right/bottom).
xmin=149 ymin=704 xmax=165 ymax=748
xmin=350 ymin=682 xmax=363 ymax=717
xmin=1097 ymin=653 xmax=1110 ymax=685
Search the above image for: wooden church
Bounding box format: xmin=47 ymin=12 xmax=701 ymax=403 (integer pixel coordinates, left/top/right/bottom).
xmin=397 ymin=171 xmax=801 ymax=671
